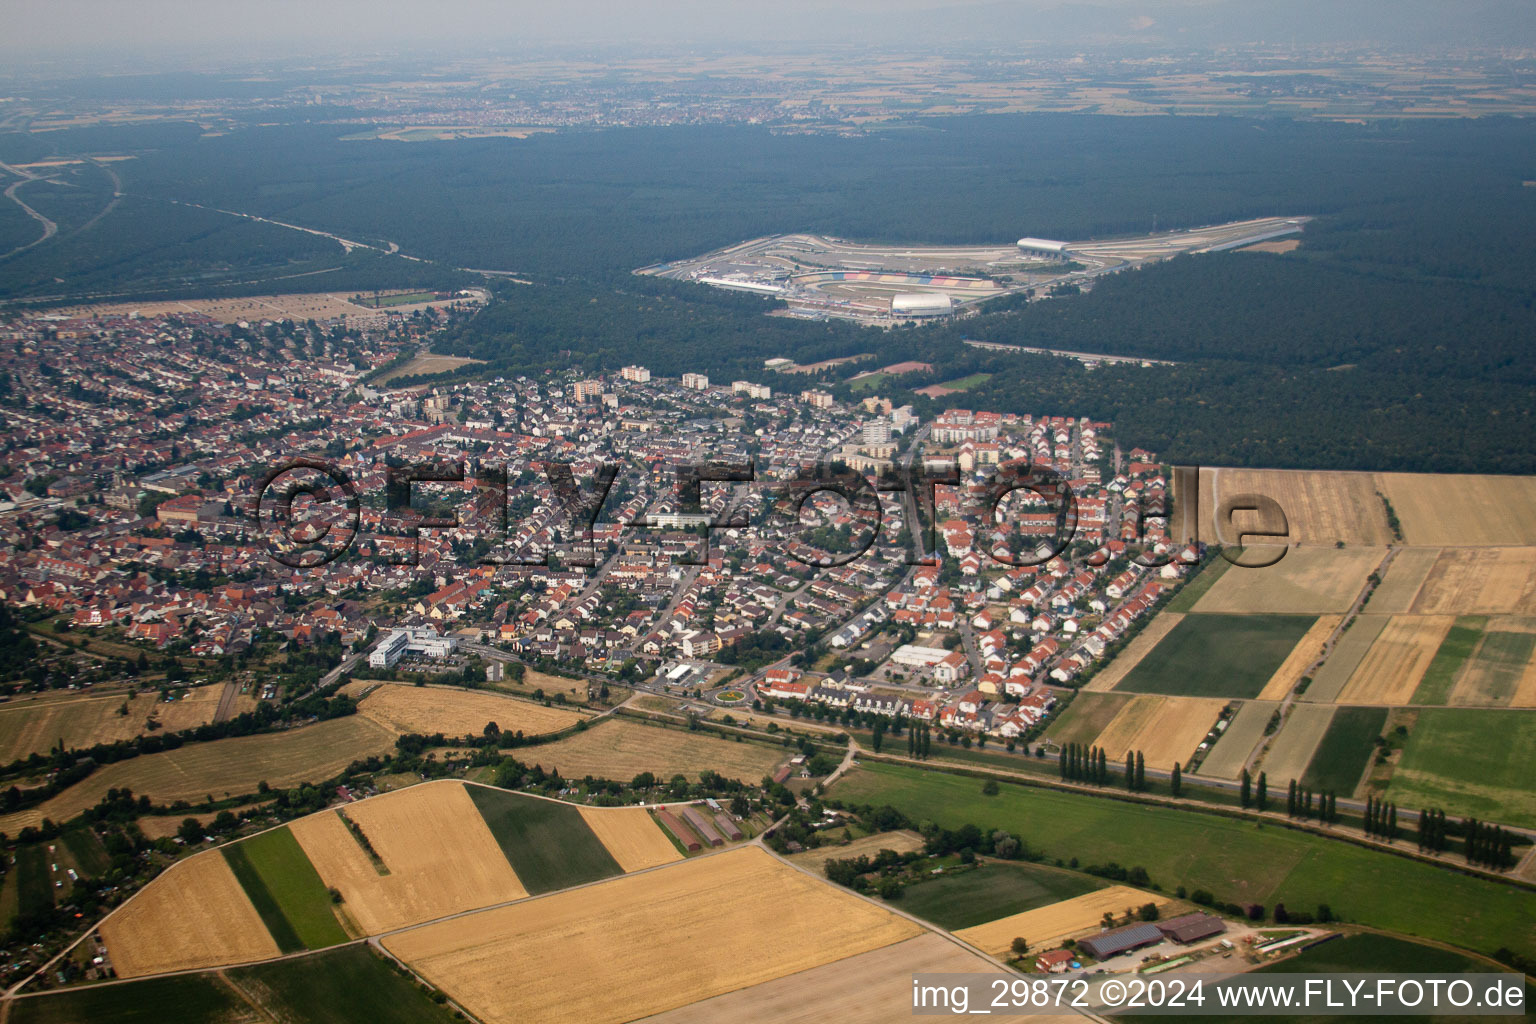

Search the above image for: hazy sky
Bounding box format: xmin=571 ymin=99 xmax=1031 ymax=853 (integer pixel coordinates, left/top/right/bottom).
xmin=5 ymin=0 xmax=1533 ymax=64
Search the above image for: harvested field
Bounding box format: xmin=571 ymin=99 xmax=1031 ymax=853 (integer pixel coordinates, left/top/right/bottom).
xmin=1192 ymin=546 xmax=1382 ymax=614
xmin=288 ymin=780 xmax=527 ymax=935
xmin=1257 ymin=614 xmax=1342 ymax=700
xmin=521 ymin=669 xmax=592 ymax=703
xmin=515 ymin=718 xmax=785 ymax=783
xmin=1257 ymin=703 xmax=1337 ymax=784
xmin=1410 ymin=547 xmax=1536 ymax=615
xmin=1302 ymin=615 xmax=1389 ymax=703
xmin=953 ymin=885 xmax=1169 ymax=958
xmin=51 ymin=292 xmax=383 ymax=324
xmin=637 ymin=933 xmax=1063 ymax=1024
xmin=787 ymin=829 xmax=926 ymax=873
xmin=1450 ymin=620 xmax=1536 ymax=706
xmin=465 ymin=785 xmax=621 ymax=893
xmin=0 ymin=686 xmax=223 ymax=763
xmin=1198 ymin=468 xmax=1392 ymax=546
xmin=577 ymin=806 xmax=685 ymax=872
xmin=1198 ymin=700 xmax=1279 ymax=779
xmin=372 ymin=353 xmax=483 ymax=384
xmin=1080 ymin=614 xmax=1183 ymax=692
xmin=1368 ymin=548 xmax=1441 ymax=613
xmin=0 ymin=716 xmax=395 ymax=834
xmin=1337 ymin=615 xmax=1455 ymax=705
xmin=352 ymin=682 xmax=587 ymax=738
xmin=1040 ymin=691 xmax=1133 ymax=746
xmin=1410 ymin=615 xmax=1485 ymax=705
xmin=1092 ymin=694 xmax=1226 ymax=771
xmin=100 ymin=850 xmax=279 ymax=977
xmin=1115 ymin=614 xmax=1318 ymax=700
xmin=1377 ymin=474 xmax=1536 ymax=546
xmin=383 ymin=846 xmax=921 ymax=1024
xmin=1386 ymin=709 xmax=1536 ymax=828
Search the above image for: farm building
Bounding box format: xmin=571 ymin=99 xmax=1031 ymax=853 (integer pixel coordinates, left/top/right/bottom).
xmin=713 ymin=812 xmax=745 ymax=841
xmin=680 ymin=805 xmax=725 ymax=847
xmin=1077 ymin=922 xmax=1164 ymax=960
xmin=655 ymin=809 xmax=701 ymax=852
xmin=1156 ymin=912 xmax=1226 ymax=945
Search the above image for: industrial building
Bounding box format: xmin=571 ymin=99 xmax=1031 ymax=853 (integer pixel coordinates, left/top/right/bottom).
xmin=368 ymin=626 xmax=461 ymax=668
xmin=890 ymin=293 xmax=954 ymax=317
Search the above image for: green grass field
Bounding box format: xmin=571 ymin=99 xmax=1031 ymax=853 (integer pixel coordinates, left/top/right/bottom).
xmin=833 ymin=762 xmax=1536 ymax=960
xmin=1165 ymin=556 xmax=1234 ymax=614
xmin=1041 ymin=692 xmax=1134 ymax=748
xmin=1410 ymin=616 xmax=1485 ymax=705
xmin=890 ymin=861 xmax=1105 ymax=930
xmin=229 ymin=943 xmax=460 ymax=1024
xmin=60 ymin=829 xmax=111 ymax=877
xmin=1385 ymin=709 xmax=1536 ymax=829
xmin=849 ymin=372 xmax=889 ymax=392
xmin=465 ymin=786 xmax=622 ymax=894
xmin=1301 ymin=707 xmax=1388 ymax=795
xmin=223 ymin=826 xmax=348 ymax=952
xmin=937 ymin=373 xmax=992 ymax=391
xmin=1464 ymin=630 xmax=1536 ymax=703
xmin=15 ymin=845 xmax=52 ymax=919
xmin=1116 ymin=613 xmax=1318 ymax=699
xmin=11 ymin=973 xmax=249 ymax=1024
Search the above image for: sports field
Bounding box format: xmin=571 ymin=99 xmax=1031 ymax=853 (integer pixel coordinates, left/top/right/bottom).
xmin=1115 ymin=614 xmax=1319 ymax=700
xmin=289 ymin=780 xmax=527 ymax=935
xmin=222 ymin=825 xmax=349 ymax=951
xmin=1385 ymin=709 xmax=1536 ymax=828
xmin=1258 ymin=703 xmax=1337 ymax=785
xmin=1410 ymin=547 xmax=1536 ymax=615
xmin=1300 ymin=706 xmax=1388 ymax=795
xmin=954 ymin=885 xmax=1171 ymax=957
xmin=0 ymin=686 xmax=225 ymax=763
xmin=577 ymin=806 xmax=685 ymax=872
xmin=1090 ymin=694 xmax=1226 ymax=771
xmin=640 ymin=932 xmax=1060 ymax=1024
xmin=1336 ymin=615 xmax=1454 ymax=705
xmin=0 ymin=715 xmax=395 ymax=833
xmin=1039 ymin=691 xmax=1133 ymax=746
xmin=1198 ymin=699 xmax=1278 ymax=779
xmin=893 ymin=861 xmax=1105 ymax=930
xmin=513 ymin=718 xmax=784 ymax=782
xmin=382 ymin=846 xmax=921 ymax=1024
xmin=1302 ymin=614 xmax=1388 ymax=703
xmin=1192 ymin=547 xmax=1382 ymax=614
xmin=100 ymin=849 xmax=280 ymax=977
xmin=1198 ymin=468 xmax=1392 ymax=546
xmin=1377 ymin=474 xmax=1536 ymax=546
xmin=465 ymin=784 xmax=622 ymax=893
xmin=831 ymin=762 xmax=1536 ymax=960
xmin=1257 ymin=615 xmax=1341 ymax=700
xmin=350 ymin=682 xmax=587 ymax=737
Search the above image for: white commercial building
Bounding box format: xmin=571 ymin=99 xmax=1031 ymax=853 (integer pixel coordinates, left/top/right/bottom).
xmin=368 ymin=626 xmax=461 ymax=668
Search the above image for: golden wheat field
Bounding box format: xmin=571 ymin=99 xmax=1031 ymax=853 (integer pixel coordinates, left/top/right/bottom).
xmin=640 ymin=933 xmax=1069 ymax=1024
xmin=1198 ymin=468 xmax=1392 ymax=546
xmin=1091 ymin=695 xmax=1227 ymax=772
xmin=289 ymin=780 xmax=526 ymax=935
xmin=1336 ymin=616 xmax=1455 ymax=705
xmin=576 ymin=806 xmax=684 ymax=873
xmin=1302 ymin=615 xmax=1390 ymax=703
xmin=1192 ymin=547 xmax=1383 ymax=614
xmin=350 ymin=682 xmax=588 ymax=738
xmin=100 ymin=850 xmax=279 ymax=977
xmin=514 ymin=719 xmax=785 ymax=783
xmin=1376 ymin=474 xmax=1536 ymax=546
xmin=382 ymin=846 xmax=921 ymax=1024
xmin=1258 ymin=614 xmax=1343 ymax=700
xmin=1368 ymin=548 xmax=1442 ymax=614
xmin=1410 ymin=548 xmax=1536 ymax=615
xmin=1080 ymin=614 xmax=1184 ymax=692
xmin=0 ymin=687 xmax=226 ymax=763
xmin=954 ymin=886 xmax=1170 ymax=958
xmin=0 ymin=716 xmax=396 ymax=834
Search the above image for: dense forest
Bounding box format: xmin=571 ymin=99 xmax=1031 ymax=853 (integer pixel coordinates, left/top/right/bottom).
xmin=1 ymin=113 xmax=1533 ymax=470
